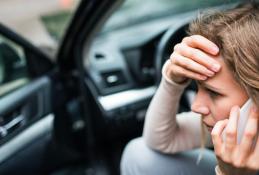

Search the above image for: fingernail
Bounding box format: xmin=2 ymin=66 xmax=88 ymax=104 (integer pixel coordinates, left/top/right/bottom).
xmin=200 ymin=76 xmax=207 ymax=80
xmin=206 ymin=70 xmax=215 ymax=77
xmin=252 ymin=105 xmax=259 ymax=113
xmin=231 ymin=105 xmax=240 ymax=112
xmin=211 ymin=64 xmax=221 ymax=72
xmin=212 ymin=47 xmax=219 ymax=54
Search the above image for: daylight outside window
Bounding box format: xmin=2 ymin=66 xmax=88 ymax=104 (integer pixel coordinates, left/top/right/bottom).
xmin=0 ymin=0 xmax=80 ymax=59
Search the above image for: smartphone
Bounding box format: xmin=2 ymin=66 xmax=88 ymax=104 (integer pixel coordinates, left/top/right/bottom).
xmin=222 ymin=98 xmax=254 ymax=144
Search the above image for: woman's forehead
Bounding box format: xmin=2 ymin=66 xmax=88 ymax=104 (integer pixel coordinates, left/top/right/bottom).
xmin=200 ymin=56 xmax=239 ymax=92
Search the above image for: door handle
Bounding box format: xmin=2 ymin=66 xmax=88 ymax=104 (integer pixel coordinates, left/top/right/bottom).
xmin=0 ymin=115 xmax=24 ymax=138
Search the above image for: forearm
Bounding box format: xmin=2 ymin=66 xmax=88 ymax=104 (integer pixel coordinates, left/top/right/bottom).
xmin=143 ymin=76 xmax=184 ymax=152
xmin=143 ymin=60 xmax=202 ymax=153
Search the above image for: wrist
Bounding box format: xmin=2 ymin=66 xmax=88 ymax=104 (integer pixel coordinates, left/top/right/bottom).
xmin=165 ymin=68 xmax=188 ymax=84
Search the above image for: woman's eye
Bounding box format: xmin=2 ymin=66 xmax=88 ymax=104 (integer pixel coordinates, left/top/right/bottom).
xmin=207 ymin=89 xmax=220 ymax=98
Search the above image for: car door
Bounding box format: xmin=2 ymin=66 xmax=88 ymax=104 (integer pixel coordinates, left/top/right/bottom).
xmin=0 ymin=23 xmax=55 ymax=175
xmin=0 ymin=0 xmax=126 ymax=174
xmin=0 ymin=1 xmax=85 ymax=175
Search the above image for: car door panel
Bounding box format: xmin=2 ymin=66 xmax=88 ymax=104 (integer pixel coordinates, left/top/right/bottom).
xmin=0 ymin=116 xmax=53 ymax=175
xmin=0 ymin=77 xmax=51 ymax=117
xmin=0 ymin=76 xmax=53 ymax=175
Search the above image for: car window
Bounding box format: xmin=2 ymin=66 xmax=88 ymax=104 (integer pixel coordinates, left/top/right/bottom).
xmin=0 ymin=35 xmax=29 ymax=97
xmin=0 ymin=0 xmax=80 ymax=60
xmin=102 ymin=0 xmax=241 ymax=33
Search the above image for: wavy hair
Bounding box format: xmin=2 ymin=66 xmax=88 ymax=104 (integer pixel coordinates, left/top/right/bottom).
xmin=188 ymin=2 xmax=259 ymax=106
xmin=188 ymin=3 xmax=259 ymax=171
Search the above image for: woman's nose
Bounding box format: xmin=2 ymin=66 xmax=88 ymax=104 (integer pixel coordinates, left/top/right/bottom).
xmin=191 ymin=94 xmax=210 ymax=115
xmin=191 ymin=104 xmax=209 ymax=115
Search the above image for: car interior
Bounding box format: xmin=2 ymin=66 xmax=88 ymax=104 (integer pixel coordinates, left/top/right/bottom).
xmin=0 ymin=0 xmax=240 ymax=175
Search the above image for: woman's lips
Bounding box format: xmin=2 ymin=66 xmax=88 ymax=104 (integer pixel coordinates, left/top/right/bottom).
xmin=207 ymin=126 xmax=213 ymax=132
xmin=203 ymin=122 xmax=214 ymax=132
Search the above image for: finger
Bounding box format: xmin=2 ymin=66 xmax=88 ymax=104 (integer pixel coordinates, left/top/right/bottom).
xmin=168 ymin=64 xmax=207 ymax=81
xmin=222 ymin=106 xmax=239 ymax=163
xmin=244 ymin=106 xmax=259 ymax=170
xmin=182 ymin=35 xmax=219 ymax=55
xmin=171 ymin=52 xmax=215 ymax=77
xmin=246 ymin=134 xmax=259 ymax=170
xmin=239 ymin=105 xmax=259 ymax=159
xmin=225 ymin=106 xmax=239 ymax=150
xmin=246 ymin=154 xmax=259 ymax=171
xmin=211 ymin=119 xmax=229 ymax=156
xmin=174 ymin=43 xmax=221 ymax=72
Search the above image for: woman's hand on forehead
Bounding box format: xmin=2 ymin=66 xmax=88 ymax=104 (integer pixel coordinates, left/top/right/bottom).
xmin=183 ymin=35 xmax=219 ymax=55
xmin=166 ymin=35 xmax=221 ymax=84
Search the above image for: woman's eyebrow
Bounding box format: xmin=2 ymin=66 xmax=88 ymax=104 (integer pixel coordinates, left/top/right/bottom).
xmin=204 ymin=83 xmax=222 ymax=92
xmin=196 ymin=80 xmax=223 ymax=93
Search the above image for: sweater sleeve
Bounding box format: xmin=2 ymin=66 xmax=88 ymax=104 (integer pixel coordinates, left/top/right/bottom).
xmin=143 ymin=60 xmax=212 ymax=154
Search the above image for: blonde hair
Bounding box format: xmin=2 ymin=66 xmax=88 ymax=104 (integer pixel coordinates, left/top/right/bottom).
xmin=196 ymin=118 xmax=206 ymax=165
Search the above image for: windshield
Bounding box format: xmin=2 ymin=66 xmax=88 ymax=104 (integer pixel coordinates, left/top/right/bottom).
xmin=0 ymin=0 xmax=80 ymax=58
xmin=102 ymin=0 xmax=240 ymax=33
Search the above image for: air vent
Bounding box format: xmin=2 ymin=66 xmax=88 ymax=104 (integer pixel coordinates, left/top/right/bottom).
xmin=101 ymin=70 xmax=127 ymax=88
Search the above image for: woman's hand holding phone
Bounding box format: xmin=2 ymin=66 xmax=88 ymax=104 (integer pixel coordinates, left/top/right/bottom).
xmin=211 ymin=103 xmax=259 ymax=174
xmin=166 ymin=35 xmax=221 ymax=84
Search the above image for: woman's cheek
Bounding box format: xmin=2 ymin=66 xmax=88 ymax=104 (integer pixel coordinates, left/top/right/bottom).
xmin=211 ymin=100 xmax=231 ymax=121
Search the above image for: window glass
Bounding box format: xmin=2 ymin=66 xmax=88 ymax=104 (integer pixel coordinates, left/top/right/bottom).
xmin=102 ymin=0 xmax=240 ymax=33
xmin=0 ymin=0 xmax=80 ymax=59
xmin=0 ymin=35 xmax=29 ymax=97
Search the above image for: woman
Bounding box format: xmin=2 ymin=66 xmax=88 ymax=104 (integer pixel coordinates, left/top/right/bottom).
xmin=121 ymin=2 xmax=259 ymax=175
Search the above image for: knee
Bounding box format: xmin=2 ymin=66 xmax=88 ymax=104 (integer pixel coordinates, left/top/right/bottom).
xmin=120 ymin=138 xmax=217 ymax=175
xmin=120 ymin=137 xmax=156 ymax=175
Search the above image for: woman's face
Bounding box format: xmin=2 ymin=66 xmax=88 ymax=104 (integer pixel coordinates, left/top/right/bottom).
xmin=191 ymin=55 xmax=249 ymax=132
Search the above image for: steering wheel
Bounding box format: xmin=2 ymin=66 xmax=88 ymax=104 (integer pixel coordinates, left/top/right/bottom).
xmin=154 ymin=23 xmax=197 ymax=112
xmin=155 ymin=23 xmax=189 ymax=84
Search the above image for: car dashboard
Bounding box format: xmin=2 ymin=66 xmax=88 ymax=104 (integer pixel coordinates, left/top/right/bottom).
xmin=83 ymin=11 xmax=198 ymax=135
